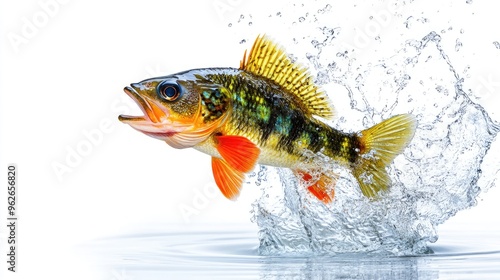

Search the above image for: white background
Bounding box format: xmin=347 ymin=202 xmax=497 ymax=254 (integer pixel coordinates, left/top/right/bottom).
xmin=1 ymin=0 xmax=499 ymax=279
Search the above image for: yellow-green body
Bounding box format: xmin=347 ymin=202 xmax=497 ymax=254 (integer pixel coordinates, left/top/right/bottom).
xmin=191 ymin=68 xmax=359 ymax=170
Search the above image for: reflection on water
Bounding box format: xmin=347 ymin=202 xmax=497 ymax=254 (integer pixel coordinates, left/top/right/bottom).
xmin=81 ymin=224 xmax=500 ymax=280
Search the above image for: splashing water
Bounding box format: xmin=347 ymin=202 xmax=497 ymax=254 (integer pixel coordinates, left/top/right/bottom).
xmin=228 ymin=2 xmax=500 ymax=256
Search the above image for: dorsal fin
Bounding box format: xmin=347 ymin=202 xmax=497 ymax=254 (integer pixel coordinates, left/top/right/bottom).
xmin=240 ymin=34 xmax=335 ymax=119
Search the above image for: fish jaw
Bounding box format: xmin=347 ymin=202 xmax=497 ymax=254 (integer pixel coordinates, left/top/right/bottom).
xmin=118 ymin=85 xmax=191 ymax=141
xmin=120 ymin=85 xmax=170 ymax=123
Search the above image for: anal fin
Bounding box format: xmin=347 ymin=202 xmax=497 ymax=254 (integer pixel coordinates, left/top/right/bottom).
xmin=295 ymin=170 xmax=338 ymax=204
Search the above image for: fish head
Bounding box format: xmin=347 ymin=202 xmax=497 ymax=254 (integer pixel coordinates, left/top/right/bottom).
xmin=119 ymin=74 xmax=230 ymax=149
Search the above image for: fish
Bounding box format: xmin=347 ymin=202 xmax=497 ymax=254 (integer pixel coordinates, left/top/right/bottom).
xmin=118 ymin=35 xmax=417 ymax=203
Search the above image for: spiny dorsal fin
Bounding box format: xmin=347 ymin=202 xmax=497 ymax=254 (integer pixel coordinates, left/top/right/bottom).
xmin=240 ymin=34 xmax=335 ymax=119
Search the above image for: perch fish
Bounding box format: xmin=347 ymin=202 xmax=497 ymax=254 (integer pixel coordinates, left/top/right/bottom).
xmin=119 ymin=35 xmax=416 ymax=203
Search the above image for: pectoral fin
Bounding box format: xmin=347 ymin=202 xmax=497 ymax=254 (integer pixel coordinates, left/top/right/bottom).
xmin=215 ymin=135 xmax=260 ymax=172
xmin=211 ymin=135 xmax=260 ymax=200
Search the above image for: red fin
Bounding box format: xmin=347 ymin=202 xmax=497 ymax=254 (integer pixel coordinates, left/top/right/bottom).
xmin=295 ymin=170 xmax=338 ymax=204
xmin=215 ymin=135 xmax=260 ymax=172
xmin=212 ymin=157 xmax=245 ymax=200
xmin=307 ymin=185 xmax=333 ymax=204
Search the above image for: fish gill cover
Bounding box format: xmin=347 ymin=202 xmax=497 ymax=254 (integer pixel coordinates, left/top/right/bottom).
xmin=227 ymin=1 xmax=500 ymax=255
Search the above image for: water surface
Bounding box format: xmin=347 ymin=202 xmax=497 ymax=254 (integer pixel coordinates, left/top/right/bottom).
xmin=83 ymin=223 xmax=500 ymax=280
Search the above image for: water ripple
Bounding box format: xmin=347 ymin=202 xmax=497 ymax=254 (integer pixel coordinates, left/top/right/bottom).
xmin=82 ymin=225 xmax=500 ymax=280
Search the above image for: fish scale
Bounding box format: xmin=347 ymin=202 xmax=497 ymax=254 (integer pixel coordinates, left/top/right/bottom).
xmin=206 ymin=70 xmax=358 ymax=166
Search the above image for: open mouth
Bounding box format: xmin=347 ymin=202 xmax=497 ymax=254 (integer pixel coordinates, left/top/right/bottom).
xmin=118 ymin=83 xmax=223 ymax=148
xmin=118 ymin=85 xmax=168 ymax=124
xmin=118 ymin=84 xmax=192 ymax=140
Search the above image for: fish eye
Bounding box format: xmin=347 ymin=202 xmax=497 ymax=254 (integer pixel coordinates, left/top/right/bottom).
xmin=158 ymin=82 xmax=181 ymax=101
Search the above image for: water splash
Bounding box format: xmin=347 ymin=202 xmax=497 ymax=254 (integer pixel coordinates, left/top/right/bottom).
xmin=232 ymin=4 xmax=500 ymax=255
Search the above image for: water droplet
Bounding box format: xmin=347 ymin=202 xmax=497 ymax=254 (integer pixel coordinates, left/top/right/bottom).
xmin=248 ymin=22 xmax=253 ymax=26
xmin=362 ymin=116 xmax=369 ymax=127
xmin=239 ymin=39 xmax=246 ymax=44
xmin=455 ymin=38 xmax=463 ymax=52
xmin=355 ymin=74 xmax=363 ymax=83
xmin=228 ymin=23 xmax=232 ymax=27
xmin=424 ymin=31 xmax=441 ymax=43
xmin=463 ymin=65 xmax=470 ymax=75
xmin=405 ymin=16 xmax=414 ymax=29
xmin=299 ymin=17 xmax=305 ymax=22
xmin=466 ymin=0 xmax=473 ymax=4
xmin=493 ymin=41 xmax=500 ymax=49
xmin=406 ymin=39 xmax=422 ymax=49
xmin=321 ymin=27 xmax=335 ymax=36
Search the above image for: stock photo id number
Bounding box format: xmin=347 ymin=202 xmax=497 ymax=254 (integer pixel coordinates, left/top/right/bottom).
xmin=6 ymin=165 xmax=17 ymax=273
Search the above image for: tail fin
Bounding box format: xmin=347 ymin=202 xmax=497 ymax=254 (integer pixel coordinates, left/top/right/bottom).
xmin=353 ymin=114 xmax=417 ymax=198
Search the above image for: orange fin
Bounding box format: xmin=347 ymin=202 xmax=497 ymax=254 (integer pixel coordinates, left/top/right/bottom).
xmin=212 ymin=157 xmax=245 ymax=200
xmin=295 ymin=170 xmax=338 ymax=204
xmin=307 ymin=185 xmax=333 ymax=204
xmin=215 ymin=135 xmax=260 ymax=172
